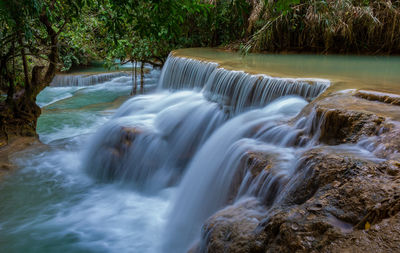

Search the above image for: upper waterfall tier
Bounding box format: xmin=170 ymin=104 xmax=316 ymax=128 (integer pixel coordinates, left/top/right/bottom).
xmin=159 ymin=54 xmax=330 ymax=114
xmin=171 ymin=48 xmax=400 ymax=94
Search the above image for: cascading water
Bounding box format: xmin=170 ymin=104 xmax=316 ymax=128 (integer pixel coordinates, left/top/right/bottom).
xmin=1 ymin=54 xmax=338 ymax=253
xmin=83 ymin=91 xmax=227 ymax=191
xmin=50 ymin=72 xmax=130 ymax=87
xmin=159 ymin=54 xmax=329 ymax=114
xmin=163 ymin=97 xmax=310 ymax=252
xmin=0 ymin=65 xmax=167 ymax=253
xmin=1 ymin=47 xmax=399 ymax=253
xmin=84 ymin=55 xmax=330 ymax=190
xmin=80 ymin=55 xmax=332 ymax=252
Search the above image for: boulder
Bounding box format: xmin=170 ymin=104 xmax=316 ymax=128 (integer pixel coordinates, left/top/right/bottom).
xmin=198 ymin=198 xmax=267 ymax=253
xmin=257 ymin=148 xmax=400 ymax=252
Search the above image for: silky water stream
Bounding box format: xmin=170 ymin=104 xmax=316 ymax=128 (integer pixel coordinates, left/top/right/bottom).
xmin=1 ymin=52 xmax=394 ymax=253
xmin=0 ymin=69 xmax=170 ymax=253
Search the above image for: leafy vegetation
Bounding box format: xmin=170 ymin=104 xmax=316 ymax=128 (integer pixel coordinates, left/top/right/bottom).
xmin=0 ymin=0 xmax=90 ymax=141
xmin=95 ymin=0 xmax=211 ymax=93
xmin=1 ymin=0 xmax=399 ymax=144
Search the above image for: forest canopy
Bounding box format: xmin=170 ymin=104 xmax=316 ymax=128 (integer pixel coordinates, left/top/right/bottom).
xmin=1 ymin=0 xmax=399 ymax=143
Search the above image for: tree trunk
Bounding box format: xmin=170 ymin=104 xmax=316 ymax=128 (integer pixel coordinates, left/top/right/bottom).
xmin=18 ymin=32 xmax=30 ymax=91
xmin=140 ymin=62 xmax=144 ymax=94
xmin=1 ymin=13 xmax=59 ymax=145
xmin=131 ymin=60 xmax=137 ymax=95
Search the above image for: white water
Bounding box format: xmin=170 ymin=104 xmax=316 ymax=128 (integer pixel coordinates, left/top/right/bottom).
xmin=163 ymin=97 xmax=309 ymax=252
xmin=50 ymin=72 xmax=129 ymax=87
xmin=1 ymin=55 xmax=340 ymax=253
xmin=81 ymin=55 xmax=330 ymax=252
xmin=1 ymin=67 xmax=170 ymax=253
xmin=159 ymin=55 xmax=329 ymax=114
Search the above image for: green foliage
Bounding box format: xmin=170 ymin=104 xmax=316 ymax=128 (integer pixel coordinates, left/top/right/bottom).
xmin=208 ymin=0 xmax=251 ymax=46
xmin=0 ymin=0 xmax=90 ymax=98
xmin=97 ymin=0 xmax=211 ymax=66
xmin=275 ymin=0 xmax=301 ymax=15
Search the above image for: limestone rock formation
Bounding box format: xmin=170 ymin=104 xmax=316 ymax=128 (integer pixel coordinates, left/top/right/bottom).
xmin=258 ymin=149 xmax=400 ymax=252
xmin=199 ymin=198 xmax=266 ymax=253
xmin=195 ymin=90 xmax=400 ymax=253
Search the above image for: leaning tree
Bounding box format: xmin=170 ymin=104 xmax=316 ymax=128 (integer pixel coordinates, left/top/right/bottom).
xmin=0 ymin=0 xmax=88 ymax=144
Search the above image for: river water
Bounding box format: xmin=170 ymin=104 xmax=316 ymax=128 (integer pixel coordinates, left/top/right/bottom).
xmin=0 ymin=70 xmax=170 ymax=253
xmin=0 ymin=51 xmax=397 ymax=253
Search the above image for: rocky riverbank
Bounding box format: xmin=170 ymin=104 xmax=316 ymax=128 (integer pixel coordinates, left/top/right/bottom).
xmin=194 ymin=90 xmax=400 ymax=253
xmin=0 ymin=137 xmax=40 ymax=179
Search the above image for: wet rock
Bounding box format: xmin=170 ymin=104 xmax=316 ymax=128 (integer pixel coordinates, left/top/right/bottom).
xmin=189 ymin=89 xmax=400 ymax=253
xmin=255 ymin=148 xmax=400 ymax=252
xmin=198 ymin=198 xmax=267 ymax=253
xmin=326 ymin=212 xmax=400 ymax=252
xmin=310 ymin=96 xmax=386 ymax=145
xmin=91 ymin=126 xmax=152 ymax=180
xmin=317 ymin=107 xmax=384 ymax=144
xmin=303 ymin=90 xmax=400 ymax=159
xmin=195 ymin=140 xmax=400 ymax=252
xmin=355 ymin=90 xmax=400 ymax=106
xmin=227 ymin=150 xmax=283 ymax=205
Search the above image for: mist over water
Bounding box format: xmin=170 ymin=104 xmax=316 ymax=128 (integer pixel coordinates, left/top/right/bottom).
xmin=1 ymin=55 xmax=334 ymax=253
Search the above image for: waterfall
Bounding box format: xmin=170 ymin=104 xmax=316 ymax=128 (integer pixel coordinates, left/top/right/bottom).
xmin=158 ymin=56 xmax=218 ymax=90
xmin=159 ymin=54 xmax=330 ymax=114
xmin=162 ymin=97 xmax=310 ymax=252
xmin=51 ymin=72 xmax=130 ymax=86
xmin=83 ymin=91 xmax=227 ymax=192
xmin=83 ymin=53 xmax=332 ymax=252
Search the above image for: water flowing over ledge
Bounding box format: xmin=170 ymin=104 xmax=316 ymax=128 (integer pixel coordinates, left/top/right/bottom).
xmin=159 ymin=54 xmax=330 ymax=114
xmin=84 ymin=54 xmax=330 ymax=192
xmin=50 ymin=72 xmax=130 ymax=87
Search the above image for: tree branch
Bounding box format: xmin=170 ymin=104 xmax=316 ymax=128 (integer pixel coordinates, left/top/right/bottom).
xmin=56 ymin=19 xmax=69 ymax=36
xmin=39 ymin=13 xmax=59 ymax=85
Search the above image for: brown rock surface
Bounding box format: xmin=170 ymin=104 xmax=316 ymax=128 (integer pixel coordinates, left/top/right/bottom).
xmin=258 ymin=148 xmax=400 ymax=252
xmin=195 ymin=90 xmax=400 ymax=253
xmin=355 ymin=90 xmax=400 ymax=106
xmin=199 ymin=198 xmax=267 ymax=253
xmin=304 ymin=90 xmax=400 ymax=159
xmin=197 ymin=148 xmax=400 ymax=253
xmin=326 ymin=212 xmax=400 ymax=253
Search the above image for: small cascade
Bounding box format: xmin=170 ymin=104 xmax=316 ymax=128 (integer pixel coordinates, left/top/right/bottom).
xmin=50 ymin=72 xmax=129 ymax=86
xmin=83 ymin=92 xmax=227 ymax=192
xmin=162 ymin=97 xmax=310 ymax=252
xmin=158 ymin=55 xmax=330 ymax=114
xmin=158 ymin=55 xmax=218 ymax=90
xmin=204 ymin=70 xmax=328 ymax=114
